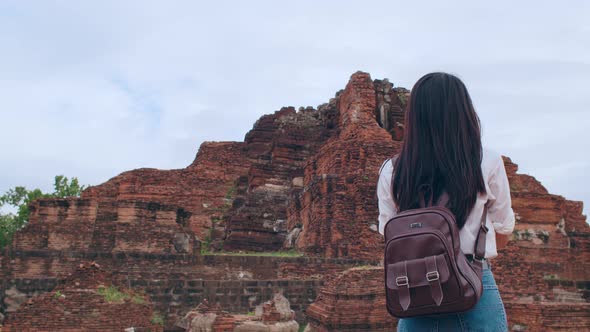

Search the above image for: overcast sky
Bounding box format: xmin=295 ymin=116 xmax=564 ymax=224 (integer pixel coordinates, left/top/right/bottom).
xmin=1 ymin=1 xmax=588 ymax=218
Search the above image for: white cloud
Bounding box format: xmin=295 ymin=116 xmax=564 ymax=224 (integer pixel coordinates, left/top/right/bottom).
xmin=0 ymin=0 xmax=588 ymax=218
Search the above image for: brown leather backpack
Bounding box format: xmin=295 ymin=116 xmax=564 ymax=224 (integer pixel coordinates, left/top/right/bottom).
xmin=382 ymin=157 xmax=489 ymax=318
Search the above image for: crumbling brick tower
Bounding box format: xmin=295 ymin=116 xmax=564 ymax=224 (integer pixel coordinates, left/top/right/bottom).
xmin=0 ymin=72 xmax=587 ymax=332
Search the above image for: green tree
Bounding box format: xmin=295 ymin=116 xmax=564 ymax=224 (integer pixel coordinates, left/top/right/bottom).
xmin=0 ymin=213 xmax=19 ymax=248
xmin=53 ymin=175 xmax=85 ymax=197
xmin=0 ymin=175 xmax=86 ymax=248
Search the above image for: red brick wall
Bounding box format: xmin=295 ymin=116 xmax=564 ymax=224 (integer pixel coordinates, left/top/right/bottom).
xmin=1 ymin=71 xmax=587 ymax=331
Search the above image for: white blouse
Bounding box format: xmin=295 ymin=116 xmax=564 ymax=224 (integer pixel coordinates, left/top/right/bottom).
xmin=377 ymin=147 xmax=516 ymax=259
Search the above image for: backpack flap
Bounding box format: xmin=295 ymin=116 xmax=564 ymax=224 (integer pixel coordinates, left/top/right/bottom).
xmin=386 ymin=253 xmax=450 ymax=309
xmin=386 ymin=253 xmax=450 ymax=289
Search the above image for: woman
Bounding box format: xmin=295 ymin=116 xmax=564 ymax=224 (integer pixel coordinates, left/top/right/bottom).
xmin=377 ymin=72 xmax=516 ymax=332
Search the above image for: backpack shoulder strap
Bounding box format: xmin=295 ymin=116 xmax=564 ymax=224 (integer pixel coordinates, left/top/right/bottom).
xmin=473 ymin=201 xmax=490 ymax=265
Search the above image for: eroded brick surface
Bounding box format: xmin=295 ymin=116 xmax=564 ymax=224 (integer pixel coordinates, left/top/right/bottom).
xmin=300 ymin=73 xmax=590 ymax=331
xmin=0 ymin=71 xmax=587 ymax=331
xmin=2 ymin=262 xmax=163 ymax=331
xmin=177 ymin=291 xmax=299 ymax=332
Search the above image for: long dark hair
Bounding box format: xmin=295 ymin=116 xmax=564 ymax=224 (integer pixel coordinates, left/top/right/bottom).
xmin=392 ymin=72 xmax=486 ymax=228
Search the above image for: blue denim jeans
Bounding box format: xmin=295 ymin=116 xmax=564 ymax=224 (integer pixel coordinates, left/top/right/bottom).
xmin=397 ymin=264 xmax=508 ymax=332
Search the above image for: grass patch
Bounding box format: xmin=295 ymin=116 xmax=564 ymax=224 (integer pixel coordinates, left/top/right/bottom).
xmin=151 ymin=312 xmax=165 ymax=326
xmin=352 ymin=264 xmax=378 ymax=270
xmin=132 ymin=294 xmax=146 ymax=304
xmin=246 ymin=310 xmax=256 ymax=316
xmin=97 ymin=285 xmax=127 ymax=302
xmin=225 ymin=185 xmax=236 ymax=200
xmin=97 ymin=285 xmax=146 ymax=304
xmin=200 ymin=227 xmax=215 ymax=255
xmin=202 ymin=248 xmax=303 ymax=257
xmin=299 ymin=323 xmax=307 ymax=332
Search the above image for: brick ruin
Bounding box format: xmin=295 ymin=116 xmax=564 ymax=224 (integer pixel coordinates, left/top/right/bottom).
xmin=176 ymin=291 xmax=299 ymax=331
xmin=305 ymin=153 xmax=590 ymax=331
xmin=2 ymin=262 xmax=163 ymax=331
xmin=0 ymin=71 xmax=588 ymax=331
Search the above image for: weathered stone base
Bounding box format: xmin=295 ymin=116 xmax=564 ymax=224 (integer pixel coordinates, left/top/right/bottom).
xmin=1 ymin=251 xmax=377 ymax=330
xmin=506 ymin=302 xmax=590 ymax=331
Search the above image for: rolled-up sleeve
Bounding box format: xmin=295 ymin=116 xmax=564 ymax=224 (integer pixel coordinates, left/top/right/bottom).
xmin=377 ymin=159 xmax=398 ymax=236
xmin=488 ymin=155 xmax=516 ymax=235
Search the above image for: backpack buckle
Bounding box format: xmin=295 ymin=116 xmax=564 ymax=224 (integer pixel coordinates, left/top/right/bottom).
xmin=473 ymin=255 xmax=485 ymax=262
xmin=396 ymin=276 xmax=409 ymax=286
xmin=426 ymin=271 xmax=439 ymax=281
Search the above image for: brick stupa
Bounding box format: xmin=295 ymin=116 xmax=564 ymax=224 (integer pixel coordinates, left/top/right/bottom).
xmin=1 ymin=72 xmax=588 ymax=331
